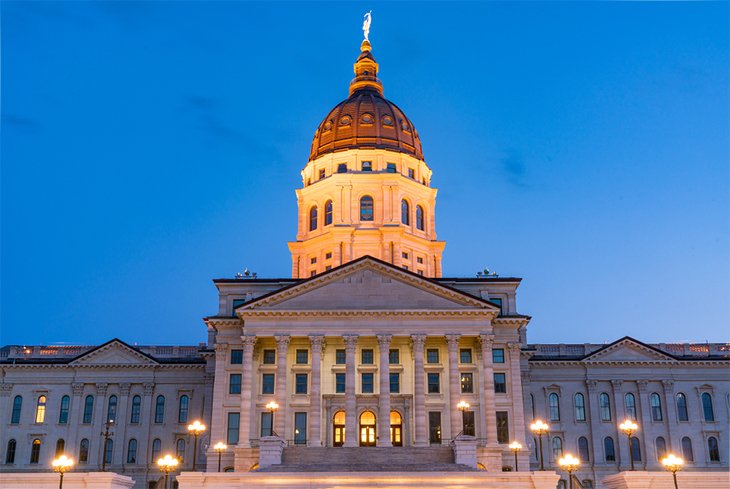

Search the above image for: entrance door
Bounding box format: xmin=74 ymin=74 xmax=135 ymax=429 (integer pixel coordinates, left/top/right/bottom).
xmin=390 ymin=410 xmax=403 ymax=446
xmin=333 ymin=411 xmax=345 ymax=447
xmin=359 ymin=411 xmax=376 ymax=447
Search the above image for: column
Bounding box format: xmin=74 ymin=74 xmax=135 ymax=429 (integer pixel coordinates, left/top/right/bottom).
xmin=343 ymin=335 xmax=358 ymax=447
xmin=377 ymin=334 xmax=392 ymax=447
xmin=411 ymin=334 xmax=427 ymax=446
xmin=479 ymin=333 xmax=499 ymax=446
xmin=140 ymin=382 xmax=154 ymax=466
xmin=586 ymin=380 xmax=603 ymax=469
xmin=636 ymin=381 xmax=651 ymax=469
xmin=209 ymin=343 xmax=229 ymax=456
xmin=507 ymin=343 xmax=526 ymax=444
xmin=446 ymin=334 xmax=462 ymax=439
xmin=611 ymin=380 xmax=628 ymax=470
xmin=274 ymin=335 xmax=290 ymax=437
xmin=238 ymin=335 xmax=257 ymax=447
xmin=309 ymin=335 xmax=324 ymax=446
xmin=113 ymin=383 xmax=131 ymax=465
xmin=661 ymin=380 xmax=676 ymax=450
xmin=66 ymin=383 xmax=84 ymax=456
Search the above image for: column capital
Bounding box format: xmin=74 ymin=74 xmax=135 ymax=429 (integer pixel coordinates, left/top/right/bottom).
xmin=343 ymin=334 xmax=359 ymax=351
xmin=637 ymin=380 xmax=648 ymax=392
xmin=214 ymin=343 xmax=229 ymax=354
xmin=309 ymin=335 xmax=325 ymax=353
xmin=143 ymin=383 xmax=155 ymax=396
xmin=507 ymin=342 xmax=522 ymax=352
xmin=120 ymin=383 xmax=131 ymax=396
xmin=241 ymin=334 xmax=258 ymax=349
xmin=479 ymin=333 xmax=495 ymax=350
xmin=410 ymin=334 xmax=427 ymax=350
xmin=96 ymin=383 xmax=109 ymax=396
xmin=610 ymin=379 xmax=623 ymax=391
xmin=445 ymin=333 xmax=461 ymax=350
xmin=586 ymin=380 xmax=598 ymax=392
xmin=0 ymin=383 xmax=13 ymax=397
xmin=274 ymin=335 xmax=291 ymax=350
xmin=661 ymin=380 xmax=674 ymax=391
xmin=376 ymin=334 xmax=392 ymax=348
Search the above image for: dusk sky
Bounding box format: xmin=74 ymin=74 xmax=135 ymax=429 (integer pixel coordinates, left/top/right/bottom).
xmin=2 ymin=1 xmax=728 ymax=347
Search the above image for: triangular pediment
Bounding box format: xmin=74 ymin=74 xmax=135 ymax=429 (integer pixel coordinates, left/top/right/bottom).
xmin=584 ymin=338 xmax=674 ymax=363
xmin=70 ymin=339 xmax=159 ymax=366
xmin=239 ymin=257 xmax=497 ymax=313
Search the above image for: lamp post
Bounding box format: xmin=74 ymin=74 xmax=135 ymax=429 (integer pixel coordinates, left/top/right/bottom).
xmin=509 ymin=441 xmax=522 ymax=472
xmin=213 ymin=442 xmax=227 ymax=472
xmin=187 ymin=420 xmax=206 ymax=471
xmin=157 ymin=454 xmax=179 ymax=489
xmin=558 ymin=453 xmax=580 ymax=489
xmin=266 ymin=400 xmax=279 ymax=436
xmin=661 ymin=453 xmax=684 ymax=489
xmin=100 ymin=419 xmax=114 ymax=472
xmin=619 ymin=419 xmax=639 ymax=471
xmin=457 ymin=400 xmax=470 ymax=437
xmin=529 ymin=419 xmax=550 ymax=470
xmin=52 ymin=454 xmax=74 ymax=489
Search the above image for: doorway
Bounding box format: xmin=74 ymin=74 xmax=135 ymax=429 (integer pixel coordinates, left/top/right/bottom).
xmin=333 ymin=411 xmax=345 ymax=447
xmin=359 ymin=411 xmax=376 ymax=446
xmin=390 ymin=410 xmax=403 ymax=446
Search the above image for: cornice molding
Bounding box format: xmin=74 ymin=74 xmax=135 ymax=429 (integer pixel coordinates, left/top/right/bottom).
xmin=238 ymin=309 xmax=493 ymax=319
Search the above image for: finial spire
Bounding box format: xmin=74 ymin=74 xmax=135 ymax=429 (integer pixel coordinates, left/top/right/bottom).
xmin=362 ymin=11 xmax=372 ymax=42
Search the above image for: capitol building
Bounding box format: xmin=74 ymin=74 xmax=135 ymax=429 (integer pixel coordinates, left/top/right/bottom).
xmin=1 ymin=29 xmax=728 ymax=489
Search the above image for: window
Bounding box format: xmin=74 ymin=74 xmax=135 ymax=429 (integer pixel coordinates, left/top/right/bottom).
xmin=490 ymin=298 xmax=504 ymax=315
xmin=428 ymin=412 xmax=441 ymax=444
xmin=402 ymin=252 xmax=409 ymax=259
xmin=103 ymin=439 xmax=113 ymax=464
xmin=427 ymin=373 xmax=440 ymax=394
xmin=260 ymin=411 xmax=273 ymax=437
xmin=154 ymin=396 xmax=165 ymax=423
xmin=318 ymin=169 xmax=325 ymax=180
xmin=676 ymin=393 xmax=689 ymax=421
xmin=708 ymin=436 xmax=720 ymax=462
xmin=324 ymin=200 xmax=333 ymax=226
xmin=361 ymin=348 xmax=374 ymax=364
xmin=461 ymin=373 xmax=474 ymax=393
xmin=361 ymin=161 xmax=372 ymax=171
xmin=130 ymin=395 xmax=141 ymax=424
xmin=492 ymin=348 xmax=505 ymax=363
xmin=408 ymin=168 xmax=415 ymax=179
xmin=230 ymin=349 xmax=243 ymax=364
xmin=337 ymin=163 xmax=347 ymax=173
xmin=552 ymin=437 xmax=563 ymax=460
xmin=227 ymin=413 xmax=240 ymax=444
xmin=386 ymin=162 xmax=396 ymax=173
xmin=35 ymin=395 xmax=47 ymax=423
xmin=151 ymin=439 xmax=161 ymax=463
xmin=335 ymin=373 xmax=346 ymax=393
xmin=460 ymin=349 xmax=472 ymax=364
xmin=401 ymin=200 xmax=410 ymax=225
xmin=178 ymin=395 xmax=190 ymax=423
xmin=701 ymin=393 xmax=715 ymax=421
xmin=262 ymin=374 xmax=275 ymax=394
xmin=309 ymin=206 xmax=318 ymax=231
xmin=294 ymin=412 xmax=307 ymax=445
xmin=402 ymin=265 xmax=409 ymax=271
xmin=295 ymin=373 xmax=308 ymax=394
xmin=575 ymin=393 xmax=586 ymax=421
xmin=229 ymin=374 xmax=242 ymax=394
xmin=127 ymin=439 xmax=137 ymax=464
xmin=578 ymin=436 xmax=590 ymax=462
xmin=82 ymin=395 xmax=94 ymax=424
xmin=58 ymin=395 xmax=70 ymax=424
xmin=549 ymin=393 xmax=560 ymax=421
xmin=416 ymin=206 xmax=425 ymax=231
xmin=496 ymin=411 xmax=509 ymax=443
xmin=295 ymin=349 xmax=308 ymax=364
xmin=30 ymin=439 xmax=41 ymax=464
xmin=310 ymin=257 xmax=317 ymax=265
xmin=463 ymin=410 xmax=475 ymax=436
xmin=494 ymin=373 xmax=507 ymax=394
xmin=360 ymin=196 xmax=374 ymax=221
xmin=681 ymin=436 xmax=694 ymax=462
xmin=624 ymin=393 xmax=637 ymax=420
xmin=5 ymin=439 xmax=16 ymax=464
xmin=10 ymin=396 xmax=22 ymax=424
xmin=325 ymin=252 xmax=332 ymax=260
xmin=310 ymin=270 xmax=316 ymax=277
xmin=604 ymin=437 xmax=616 ymax=462
xmin=417 ymin=269 xmax=424 ymax=275
xmin=107 ymin=395 xmax=118 ymax=423
xmin=55 ymin=438 xmax=65 ymax=456
xmin=335 ymin=349 xmax=346 ymax=364
xmin=655 ymin=436 xmax=667 ymax=461
xmin=631 ymin=437 xmax=641 ymax=461
xmin=650 ymin=393 xmax=663 ymax=421
xmin=599 ymin=393 xmax=611 ymax=421
xmin=361 ymin=373 xmax=374 ymax=394
xmin=390 ymin=373 xmax=400 ymax=393
xmin=176 ymin=439 xmax=185 ymax=462
xmin=79 ymin=439 xmax=90 ymax=463
xmin=232 ymin=299 xmax=245 ymax=311
xmin=262 ymin=349 xmax=275 ymax=364
xmin=426 ymin=349 xmax=439 ymax=364
xmin=417 ymin=257 xmax=424 ymax=264
xmin=389 ymin=349 xmax=400 ymax=364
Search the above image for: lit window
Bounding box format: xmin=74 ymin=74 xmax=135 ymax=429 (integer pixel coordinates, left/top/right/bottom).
xmin=492 ymin=348 xmax=505 ymax=363
xmin=459 ymin=348 xmax=472 ymax=363
xmin=401 ymin=200 xmax=410 ymax=225
xmin=360 ymin=196 xmax=374 ymax=221
xmin=262 ymin=349 xmax=275 ymax=364
xmin=494 ymin=373 xmax=507 ymax=394
xmin=229 ymin=374 xmax=242 ymax=394
xmin=361 ymin=373 xmax=374 ymax=394
xmin=427 ymin=373 xmax=440 ymax=393
xmin=426 ymin=349 xmax=439 ymax=364
xmin=461 ymin=373 xmax=474 ymax=393
xmin=296 ymin=349 xmax=308 ymax=364
xmin=309 ymin=206 xmax=318 ymax=231
xmin=262 ymin=374 xmax=275 ymax=394
xmin=325 ymin=200 xmax=333 ymax=225
xmin=35 ymin=395 xmax=46 ymax=423
xmin=361 ymin=161 xmax=372 ymax=171
xmin=295 ymin=373 xmax=308 ymax=394
xmin=416 ymin=205 xmax=425 ymax=231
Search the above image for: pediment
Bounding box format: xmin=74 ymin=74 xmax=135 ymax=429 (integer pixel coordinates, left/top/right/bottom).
xmin=70 ymin=339 xmax=159 ymax=366
xmin=584 ymin=338 xmax=674 ymax=363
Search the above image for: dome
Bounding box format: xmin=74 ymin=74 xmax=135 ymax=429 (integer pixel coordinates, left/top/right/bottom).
xmin=309 ymin=41 xmax=424 ymax=162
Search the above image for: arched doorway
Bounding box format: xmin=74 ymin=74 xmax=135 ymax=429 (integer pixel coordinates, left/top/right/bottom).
xmin=390 ymin=411 xmax=403 ymax=446
xmin=333 ymin=411 xmax=345 ymax=447
xmin=359 ymin=411 xmax=376 ymax=446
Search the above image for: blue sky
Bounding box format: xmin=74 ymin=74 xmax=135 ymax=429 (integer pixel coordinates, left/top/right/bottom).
xmin=2 ymin=1 xmax=728 ymax=346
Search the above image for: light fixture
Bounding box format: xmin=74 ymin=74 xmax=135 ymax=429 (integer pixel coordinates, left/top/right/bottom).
xmin=187 ymin=420 xmax=206 ymax=471
xmin=558 ymin=453 xmax=580 ymax=489
xmin=52 ymin=454 xmax=74 ymax=489
xmin=213 ymin=442 xmax=227 ymax=473
xmin=529 ymin=419 xmax=550 ymax=470
xmin=509 ymin=441 xmax=522 ymax=472
xmin=661 ymin=453 xmax=684 ymax=489
xmin=619 ymin=419 xmax=639 ymax=471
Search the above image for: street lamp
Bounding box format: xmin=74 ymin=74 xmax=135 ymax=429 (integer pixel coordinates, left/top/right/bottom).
xmin=266 ymin=400 xmax=279 ymax=436
xmin=558 ymin=453 xmax=580 ymax=489
xmin=661 ymin=453 xmax=684 ymax=489
xmin=509 ymin=441 xmax=522 ymax=472
xmin=187 ymin=420 xmax=206 ymax=471
xmin=619 ymin=419 xmax=639 ymax=471
xmin=213 ymin=442 xmax=227 ymax=472
xmin=157 ymin=454 xmax=179 ymax=489
xmin=100 ymin=419 xmax=114 ymax=472
xmin=457 ymin=400 xmax=470 ymax=437
xmin=52 ymin=454 xmax=74 ymax=489
xmin=529 ymin=419 xmax=550 ymax=470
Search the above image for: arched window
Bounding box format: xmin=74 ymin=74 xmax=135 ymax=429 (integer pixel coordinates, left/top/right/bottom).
xmin=676 ymin=393 xmax=688 ymax=422
xmin=650 ymin=393 xmax=662 ymax=421
xmin=681 ymin=436 xmax=694 ymax=462
xmin=130 ymin=395 xmax=141 ymax=424
xmin=574 ymin=393 xmax=586 ymax=421
xmin=624 ymin=393 xmax=637 ymax=420
xmin=58 ymin=395 xmax=70 ymax=424
xmin=127 ymin=439 xmax=137 ymax=464
xmin=324 ymin=200 xmax=333 ymax=226
xmin=333 ymin=411 xmax=346 ymax=447
xmin=530 ymin=394 xmax=536 ymax=419
xmin=151 ymin=438 xmax=162 ymax=463
xmin=178 ymin=395 xmax=189 ymax=423
xmin=655 ymin=436 xmax=667 ymax=461
xmin=552 ymin=436 xmax=563 ymax=460
xmin=630 ymin=437 xmax=641 ymax=461
xmin=35 ymin=395 xmax=47 ymax=423
xmin=10 ymin=395 xmax=22 ymax=424
xmin=549 ymin=393 xmax=560 ymax=421
xmin=416 ymin=205 xmax=425 ymax=231
xmin=29 ymin=439 xmax=41 ymax=464
xmin=79 ymin=439 xmax=89 ymax=463
xmin=176 ymin=439 xmax=186 ymax=462
xmin=55 ymin=438 xmax=65 ymax=456
xmin=104 ymin=438 xmax=113 ymax=465
xmin=360 ymin=196 xmax=374 ymax=221
xmin=578 ymin=436 xmax=590 ymax=462
xmin=390 ymin=410 xmax=403 ymax=446
xmin=701 ymin=393 xmax=714 ymax=422
xmin=5 ymin=439 xmax=16 ymax=464
xmin=107 ymin=395 xmax=118 ymax=423
xmin=401 ymin=199 xmax=410 ymax=225
xmin=708 ymin=436 xmax=720 ymax=462
xmin=82 ymin=395 xmax=94 ymax=424
xmin=309 ymin=206 xmax=318 ymax=231
xmin=154 ymin=395 xmax=165 ymax=423
xmin=599 ymin=393 xmax=611 ymax=421
xmin=604 ymin=437 xmax=616 ymax=462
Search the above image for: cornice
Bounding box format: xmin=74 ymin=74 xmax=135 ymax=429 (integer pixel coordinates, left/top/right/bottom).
xmin=492 ymin=317 xmax=530 ymax=326
xmin=2 ymin=363 xmax=205 ymax=370
xmin=528 ymin=359 xmax=729 ymax=367
xmin=238 ymin=309 xmax=494 ymax=319
xmin=204 ymin=317 xmax=242 ymax=328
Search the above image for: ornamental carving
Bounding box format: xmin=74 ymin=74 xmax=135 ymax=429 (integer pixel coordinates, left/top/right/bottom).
xmin=445 ymin=334 xmax=461 ymax=350
xmin=376 ymin=334 xmax=392 ymax=348
xmin=96 ymin=383 xmax=109 ymax=396
xmin=309 ymin=335 xmax=325 ymax=353
xmin=410 ymin=334 xmax=426 ymax=351
xmin=120 ymin=383 xmax=131 ymax=396
xmin=0 ymin=383 xmax=13 ymax=397
xmin=343 ymin=335 xmax=359 ymax=352
xmin=143 ymin=383 xmax=155 ymax=396
xmin=72 ymin=383 xmax=85 ymax=395
xmin=274 ymin=335 xmax=291 ymax=352
xmin=241 ymin=335 xmax=258 ymax=350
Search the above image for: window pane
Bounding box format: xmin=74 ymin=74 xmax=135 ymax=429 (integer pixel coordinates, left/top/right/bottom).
xmin=335 ymin=373 xmax=346 ymax=393
xmin=605 ymin=437 xmax=616 ymax=462
xmin=260 ymin=412 xmax=272 ymax=437
xmin=494 ymin=373 xmax=507 ymax=394
xmin=11 ymin=396 xmax=22 ymax=424
xmin=178 ymin=395 xmax=189 ymax=423
xmin=460 ymin=373 xmax=473 ymax=393
xmin=335 ymin=349 xmax=346 ymax=364
xmin=154 ymin=396 xmax=165 ymax=423
xmin=360 ymin=196 xmax=374 ymax=221
xmin=294 ymin=412 xmax=307 ymax=445
xmin=389 ymin=349 xmax=400 ymax=364
xmin=295 ymin=349 xmax=308 ymax=364
xmin=83 ymin=395 xmax=94 ymax=424
xmin=677 ymin=393 xmax=689 ymax=421
xmin=389 ymin=373 xmax=400 ymax=393
xmin=459 ymin=349 xmax=472 ymax=364
xmin=59 ymin=396 xmax=70 ymax=424
xmin=702 ymin=393 xmax=714 ymax=421
xmin=262 ymin=374 xmax=275 ymax=394
xmin=463 ymin=411 xmax=475 ymax=437
xmin=427 ymin=373 xmax=440 ymax=394
xmin=229 ymin=374 xmax=242 ymax=394
xmin=426 ymin=349 xmax=439 ymax=364
xmin=428 ymin=412 xmax=441 ymax=444
xmin=492 ymin=349 xmax=504 ymax=363
xmin=599 ymin=393 xmax=612 ymax=421
xmin=650 ymin=393 xmax=663 ymax=421
xmin=496 ymin=411 xmax=509 ymax=444
xmin=361 ymin=373 xmax=374 ymax=394
xmin=130 ymin=396 xmax=141 ymax=424
xmin=361 ymin=349 xmax=374 ymax=364
xmin=227 ymin=413 xmax=240 ymax=444
xmin=575 ymin=393 xmax=586 ymax=421
xmin=230 ymin=349 xmax=243 ymax=364
xmin=295 ymin=374 xmax=308 ymax=394
xmin=549 ymin=393 xmax=560 ymax=421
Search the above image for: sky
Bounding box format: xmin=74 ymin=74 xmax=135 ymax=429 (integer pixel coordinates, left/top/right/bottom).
xmin=2 ymin=1 xmax=728 ymax=347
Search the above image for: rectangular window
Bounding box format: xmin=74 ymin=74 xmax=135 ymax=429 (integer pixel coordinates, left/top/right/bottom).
xmin=426 ymin=349 xmax=440 ymax=364
xmin=463 ymin=411 xmax=475 ymax=436
xmin=229 ymin=374 xmax=242 ymax=394
xmin=310 ymin=257 xmax=317 ymax=265
xmin=361 ymin=373 xmax=374 ymax=394
xmin=361 ymin=161 xmax=372 ymax=171
xmin=227 ymin=412 xmax=240 ymax=444
xmin=390 ymin=373 xmax=400 ymax=393
xmin=294 ymin=412 xmax=307 ymax=445
xmin=428 ymin=412 xmax=442 ymax=444
xmin=231 ymin=299 xmax=246 ymax=313
xmin=263 ymin=349 xmax=276 ymax=364
xmin=408 ymin=168 xmax=415 ymax=179
xmin=325 ymin=252 xmax=332 ymax=259
xmin=335 ymin=373 xmax=346 ymax=393
xmin=417 ymin=257 xmax=424 ymax=264
xmin=494 ymin=373 xmax=507 ymax=393
xmin=310 ymin=270 xmax=316 ymax=277
xmin=492 ymin=348 xmax=505 ymax=363
xmin=337 ymin=163 xmax=347 ymax=173
xmin=361 ymin=348 xmax=374 ymax=364
xmin=262 ymin=373 xmax=275 ymax=395
xmin=402 ymin=265 xmax=409 ymax=270
xmin=335 ymin=349 xmax=346 ymax=364
xmin=490 ymin=298 xmax=504 ymax=315
xmin=296 ymin=349 xmax=308 ymax=364
xmin=230 ymin=349 xmax=243 ymax=364
xmin=325 ymin=265 xmax=332 ymax=271
xmin=460 ymin=372 xmax=474 ymax=393
xmin=460 ymin=348 xmax=473 ymax=364
xmin=402 ymin=252 xmax=409 ymax=259
xmin=319 ymin=169 xmax=326 ymax=179
xmin=389 ymin=349 xmax=400 ymax=364
xmin=496 ymin=411 xmax=509 ymax=444
xmin=386 ymin=163 xmax=397 ymax=173
xmin=260 ymin=412 xmax=272 ymax=437
xmin=427 ymin=372 xmax=440 ymax=394
xmin=295 ymin=373 xmax=308 ymax=394
xmin=417 ymin=270 xmax=424 ymax=276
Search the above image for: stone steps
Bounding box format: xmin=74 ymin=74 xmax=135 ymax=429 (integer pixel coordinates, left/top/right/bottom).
xmin=258 ymin=462 xmax=476 ymax=472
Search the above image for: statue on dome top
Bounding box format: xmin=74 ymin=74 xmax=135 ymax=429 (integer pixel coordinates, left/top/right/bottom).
xmin=363 ymin=11 xmax=372 ymax=42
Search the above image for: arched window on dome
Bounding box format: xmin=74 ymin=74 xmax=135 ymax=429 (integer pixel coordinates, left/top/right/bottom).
xmin=401 ymin=200 xmax=410 ymax=225
xmin=360 ymin=196 xmax=374 ymax=222
xmin=309 ymin=206 xmax=318 ymax=231
xmin=416 ymin=206 xmax=425 ymax=231
xmin=325 ymin=201 xmax=333 ymax=226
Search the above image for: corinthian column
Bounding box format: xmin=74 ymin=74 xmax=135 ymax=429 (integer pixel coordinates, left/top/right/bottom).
xmin=446 ymin=334 xmax=462 ymax=439
xmin=274 ymin=335 xmax=291 ymax=437
xmin=309 ymin=335 xmax=324 ymax=446
xmin=238 ymin=335 xmax=257 ymax=447
xmin=479 ymin=333 xmax=498 ymax=446
xmin=411 ymin=334 xmax=427 ymax=446
xmin=507 ymin=343 xmax=526 ymax=445
xmin=377 ymin=334 xmax=392 ymax=447
xmin=343 ymin=335 xmax=359 ymax=447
